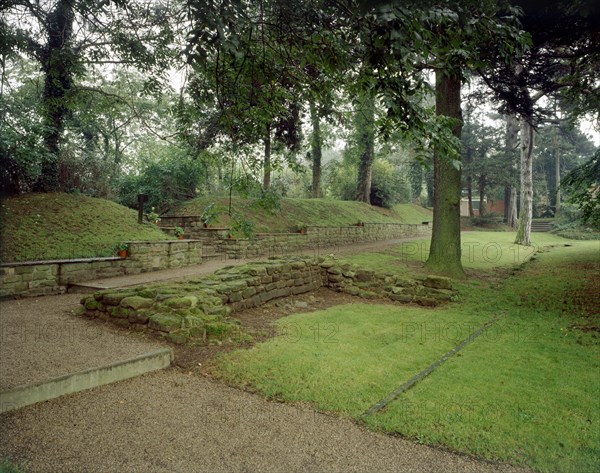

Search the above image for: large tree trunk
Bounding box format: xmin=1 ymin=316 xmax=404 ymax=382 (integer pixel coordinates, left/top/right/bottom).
xmin=309 ymin=98 xmax=322 ymax=198
xmin=355 ymin=90 xmax=375 ymax=203
xmin=426 ymin=69 xmax=465 ymax=277
xmin=35 ymin=0 xmax=76 ymax=192
xmin=263 ymin=123 xmax=272 ymax=191
xmin=515 ymin=120 xmax=535 ymax=246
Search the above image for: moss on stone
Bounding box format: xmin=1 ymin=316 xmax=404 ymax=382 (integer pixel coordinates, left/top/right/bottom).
xmin=102 ymin=292 xmax=137 ymax=306
xmin=84 ymin=299 xmax=104 ymax=311
xmin=167 ymin=330 xmax=190 ymax=344
xmin=121 ymin=296 xmax=153 ymax=310
xmin=149 ymin=314 xmax=182 ymax=332
xmin=164 ymin=296 xmax=198 ymax=309
xmin=395 ymin=277 xmax=416 ymax=287
xmin=73 ymin=306 xmax=86 ymax=316
xmin=205 ymin=321 xmax=236 ymax=339
xmin=137 ymin=288 xmax=158 ymax=299
xmin=92 ymin=289 xmax=114 ymax=301
xmin=110 ymin=306 xmax=131 ymax=319
xmin=423 ymin=275 xmax=453 ymax=290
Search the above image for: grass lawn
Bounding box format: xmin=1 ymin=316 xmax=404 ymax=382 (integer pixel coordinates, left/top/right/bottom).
xmin=215 ymin=234 xmax=600 ymax=472
xmin=0 ymin=193 xmax=169 ymax=262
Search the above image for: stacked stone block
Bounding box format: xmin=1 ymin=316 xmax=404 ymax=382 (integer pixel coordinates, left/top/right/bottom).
xmin=79 ymin=256 xmax=455 ymax=345
xmin=0 ymin=240 xmax=202 ymax=298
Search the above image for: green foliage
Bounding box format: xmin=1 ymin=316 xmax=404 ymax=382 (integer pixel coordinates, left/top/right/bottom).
xmin=468 ymin=213 xmax=504 ymax=227
xmin=369 ymin=160 xmax=411 ymax=208
xmin=144 ymin=208 xmax=161 ymax=224
xmin=118 ymin=145 xmax=207 ymax=213
xmin=174 ymin=227 xmax=184 ymax=237
xmin=113 ymin=242 xmax=129 ymax=252
xmin=252 ymin=188 xmax=282 ymax=215
xmin=2 ymin=0 xmax=178 ymax=191
xmin=229 ymin=213 xmax=255 ymax=239
xmin=172 ymin=195 xmax=431 ymax=232
xmin=0 ymin=459 xmax=23 ymax=473
xmin=0 ymin=60 xmax=48 ymax=195
xmin=561 ymin=150 xmax=600 ymax=229
xmin=200 ymin=203 xmax=222 ymax=226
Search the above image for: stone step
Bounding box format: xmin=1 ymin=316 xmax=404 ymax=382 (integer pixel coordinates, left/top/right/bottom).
xmin=531 ymin=221 xmax=554 ymax=232
xmin=0 ymin=348 xmax=172 ymax=414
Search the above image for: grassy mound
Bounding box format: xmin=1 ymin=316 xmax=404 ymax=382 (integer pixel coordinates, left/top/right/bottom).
xmin=169 ymin=196 xmax=432 ymax=232
xmin=0 ymin=193 xmax=169 ymax=262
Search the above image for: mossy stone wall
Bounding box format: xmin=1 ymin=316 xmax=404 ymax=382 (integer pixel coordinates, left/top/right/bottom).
xmin=79 ymin=256 xmax=455 ymax=345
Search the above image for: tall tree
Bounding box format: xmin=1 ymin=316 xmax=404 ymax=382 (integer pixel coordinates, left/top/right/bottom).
xmin=308 ymin=97 xmax=323 ymax=198
xmin=364 ymin=1 xmax=527 ymax=276
xmin=1 ymin=0 xmax=177 ymax=191
xmin=355 ymin=87 xmax=376 ymax=203
xmin=504 ymin=113 xmax=519 ymax=227
xmin=514 ymin=119 xmax=535 ymax=245
xmin=428 ymin=69 xmax=464 ymax=275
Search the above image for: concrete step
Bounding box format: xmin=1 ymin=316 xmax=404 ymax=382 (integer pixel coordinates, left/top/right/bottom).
xmin=0 ymin=348 xmax=172 ymax=414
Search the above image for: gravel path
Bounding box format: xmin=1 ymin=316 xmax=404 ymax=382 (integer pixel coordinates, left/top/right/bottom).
xmin=0 ymin=294 xmax=164 ymax=389
xmin=0 ymin=233 xmax=530 ymax=472
xmin=0 ymin=368 xmax=530 ymax=473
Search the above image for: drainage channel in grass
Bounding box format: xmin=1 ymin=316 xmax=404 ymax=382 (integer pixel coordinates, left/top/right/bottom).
xmin=361 ymin=313 xmax=505 ymax=418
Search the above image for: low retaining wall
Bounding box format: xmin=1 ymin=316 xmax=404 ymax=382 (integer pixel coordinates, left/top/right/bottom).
xmin=205 ymin=223 xmax=430 ymax=259
xmin=79 ymin=256 xmax=455 ymax=345
xmin=0 ymin=240 xmax=202 ymax=298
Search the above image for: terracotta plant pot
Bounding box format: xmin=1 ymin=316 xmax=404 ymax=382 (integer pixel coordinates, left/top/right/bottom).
xmin=177 ymin=234 xmax=184 ymax=240
xmin=118 ymin=250 xmax=127 ymax=258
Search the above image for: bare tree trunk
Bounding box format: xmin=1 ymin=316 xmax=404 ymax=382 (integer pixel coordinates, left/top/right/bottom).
xmin=263 ymin=123 xmax=271 ymax=191
xmin=355 ymin=90 xmax=375 ymax=203
xmin=508 ymin=187 xmax=518 ymax=228
xmin=309 ymin=98 xmax=322 ymax=198
xmin=478 ymin=175 xmax=487 ymax=217
xmin=554 ymin=130 xmax=561 ymax=217
xmin=467 ymin=176 xmax=474 ymax=217
xmin=426 ymin=69 xmax=465 ymax=277
xmin=504 ymin=113 xmax=519 ymax=227
xmin=515 ymin=120 xmax=535 ymax=246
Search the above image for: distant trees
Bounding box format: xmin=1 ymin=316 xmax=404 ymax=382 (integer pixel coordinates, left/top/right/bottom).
xmin=2 ymin=0 xmax=598 ymax=274
xmin=561 ymin=150 xmax=600 ymax=228
xmin=1 ymin=0 xmax=178 ymax=192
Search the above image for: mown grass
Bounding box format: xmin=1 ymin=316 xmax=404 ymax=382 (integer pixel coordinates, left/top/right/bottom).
xmin=344 ymin=232 xmax=573 ymax=275
xmin=170 ymin=196 xmax=432 ymax=232
xmin=0 ymin=193 xmax=170 ymax=262
xmin=215 ymin=235 xmax=600 ymax=472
